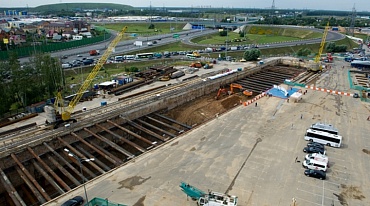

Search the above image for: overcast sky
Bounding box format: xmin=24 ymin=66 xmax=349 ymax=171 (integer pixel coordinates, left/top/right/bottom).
xmin=3 ymin=0 xmax=370 ymax=12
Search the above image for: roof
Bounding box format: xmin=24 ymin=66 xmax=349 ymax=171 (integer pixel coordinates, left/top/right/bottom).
xmin=290 ymin=92 xmax=302 ymax=99
xmin=99 ymin=81 xmax=116 ymax=86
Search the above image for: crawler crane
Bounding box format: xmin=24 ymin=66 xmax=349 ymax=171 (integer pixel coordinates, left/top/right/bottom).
xmin=308 ymin=22 xmax=330 ymax=72
xmin=52 ymin=26 xmax=128 ymax=127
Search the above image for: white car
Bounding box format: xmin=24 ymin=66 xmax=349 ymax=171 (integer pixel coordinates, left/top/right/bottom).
xmin=305 ymin=153 xmax=328 ymax=163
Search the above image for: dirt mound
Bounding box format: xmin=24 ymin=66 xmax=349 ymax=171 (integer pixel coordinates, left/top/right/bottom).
xmin=165 ymin=93 xmax=244 ymax=126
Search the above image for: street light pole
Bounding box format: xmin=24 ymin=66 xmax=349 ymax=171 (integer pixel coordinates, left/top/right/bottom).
xmin=64 ymin=148 xmax=94 ymax=206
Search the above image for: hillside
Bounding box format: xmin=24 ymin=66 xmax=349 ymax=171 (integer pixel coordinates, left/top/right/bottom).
xmin=247 ymin=25 xmax=322 ymax=39
xmin=0 ymin=3 xmax=134 ymax=12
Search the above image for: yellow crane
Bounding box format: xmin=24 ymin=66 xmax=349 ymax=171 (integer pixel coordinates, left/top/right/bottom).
xmin=308 ymin=22 xmax=330 ymax=72
xmin=59 ymin=26 xmax=128 ymax=121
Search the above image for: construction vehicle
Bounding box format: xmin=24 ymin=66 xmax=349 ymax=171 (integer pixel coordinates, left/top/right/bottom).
xmin=180 ymin=182 xmax=238 ymax=206
xmin=49 ymin=26 xmax=128 ymax=128
xmin=308 ymin=22 xmax=330 ymax=72
xmin=158 ymin=75 xmax=170 ymax=81
xmin=204 ymin=63 xmax=213 ymax=69
xmin=189 ymin=62 xmax=203 ymax=68
xmin=215 ymin=87 xmax=227 ymax=100
xmin=192 ymin=51 xmax=201 ymax=58
xmin=324 ymin=53 xmax=333 ymax=63
xmin=230 ymin=83 xmax=253 ymax=96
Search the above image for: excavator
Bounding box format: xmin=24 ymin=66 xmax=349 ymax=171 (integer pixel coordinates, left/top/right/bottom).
xmin=51 ymin=26 xmax=128 ymax=128
xmin=215 ymin=87 xmax=227 ymax=100
xmin=230 ymin=83 xmax=253 ymax=96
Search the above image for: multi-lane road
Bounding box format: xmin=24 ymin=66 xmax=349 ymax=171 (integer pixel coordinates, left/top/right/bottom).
xmin=18 ymin=25 xmax=346 ymax=64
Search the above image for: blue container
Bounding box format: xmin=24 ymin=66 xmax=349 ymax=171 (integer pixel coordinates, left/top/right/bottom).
xmin=118 ymin=80 xmax=124 ymax=85
xmin=101 ymin=101 xmax=107 ymax=106
xmin=94 ymin=84 xmax=99 ymax=90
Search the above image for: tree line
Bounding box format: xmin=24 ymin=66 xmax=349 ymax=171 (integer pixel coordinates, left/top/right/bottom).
xmin=0 ymin=53 xmax=63 ymax=117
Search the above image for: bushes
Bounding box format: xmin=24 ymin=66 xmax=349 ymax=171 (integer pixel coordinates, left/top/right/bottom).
xmin=326 ymin=42 xmax=347 ymax=52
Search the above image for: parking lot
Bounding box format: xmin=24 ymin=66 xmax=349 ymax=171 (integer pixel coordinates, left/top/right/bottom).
xmin=47 ymin=60 xmax=370 ymax=206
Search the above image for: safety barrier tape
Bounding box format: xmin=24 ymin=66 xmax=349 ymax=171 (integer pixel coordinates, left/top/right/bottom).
xmin=243 ymin=93 xmax=266 ymax=106
xmin=304 ymin=86 xmax=353 ymax=96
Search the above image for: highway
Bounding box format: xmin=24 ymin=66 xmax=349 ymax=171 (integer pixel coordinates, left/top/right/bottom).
xmin=18 ymin=25 xmax=345 ymax=64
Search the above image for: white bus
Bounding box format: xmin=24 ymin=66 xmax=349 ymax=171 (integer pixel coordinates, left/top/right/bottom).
xmin=304 ymin=129 xmax=342 ymax=148
xmin=186 ymin=53 xmax=196 ymax=59
xmin=123 ymin=55 xmax=135 ymax=60
xmin=135 ymin=52 xmax=154 ymax=59
xmin=310 ymin=122 xmax=338 ymax=135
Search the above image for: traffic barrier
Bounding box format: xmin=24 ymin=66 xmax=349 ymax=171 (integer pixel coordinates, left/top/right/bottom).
xmin=305 ymin=86 xmax=353 ymax=96
xmin=243 ymin=93 xmax=266 ymax=106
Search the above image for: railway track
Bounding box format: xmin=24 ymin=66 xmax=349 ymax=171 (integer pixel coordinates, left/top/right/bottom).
xmin=0 ymin=77 xmax=203 ymax=154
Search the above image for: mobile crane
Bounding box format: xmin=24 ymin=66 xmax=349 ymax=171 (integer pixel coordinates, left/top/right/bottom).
xmin=52 ymin=26 xmax=128 ymax=127
xmin=308 ymin=22 xmax=330 ymax=72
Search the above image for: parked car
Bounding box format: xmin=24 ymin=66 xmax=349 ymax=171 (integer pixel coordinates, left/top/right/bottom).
xmin=61 ymin=196 xmax=84 ymax=206
xmin=307 ymin=142 xmax=325 ymax=149
xmin=303 ymin=146 xmax=325 ymax=154
xmin=304 ymin=169 xmax=326 ymax=180
xmin=61 ymin=55 xmax=68 ymax=59
xmin=353 ymin=93 xmax=359 ymax=98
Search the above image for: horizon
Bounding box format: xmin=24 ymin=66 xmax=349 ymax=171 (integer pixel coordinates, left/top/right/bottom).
xmin=1 ymin=1 xmax=370 ymax=12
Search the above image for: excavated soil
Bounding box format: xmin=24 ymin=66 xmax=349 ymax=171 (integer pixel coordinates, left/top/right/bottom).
xmin=165 ymin=92 xmax=251 ymax=126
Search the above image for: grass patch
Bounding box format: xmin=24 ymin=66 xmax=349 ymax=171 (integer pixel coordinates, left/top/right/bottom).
xmin=97 ymin=22 xmax=187 ymax=35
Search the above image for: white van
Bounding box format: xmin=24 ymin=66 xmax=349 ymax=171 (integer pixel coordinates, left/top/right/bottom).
xmin=62 ymin=63 xmax=71 ymax=69
xmin=305 ymin=153 xmax=328 ymax=164
xmin=302 ymin=159 xmax=327 ymax=172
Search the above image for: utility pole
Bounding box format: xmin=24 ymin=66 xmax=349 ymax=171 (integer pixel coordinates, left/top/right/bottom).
xmin=349 ymin=4 xmax=356 ymax=37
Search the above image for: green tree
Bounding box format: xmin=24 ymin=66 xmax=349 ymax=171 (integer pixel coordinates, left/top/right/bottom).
xmin=296 ymin=48 xmax=312 ymax=57
xmin=219 ymin=30 xmax=227 ymax=36
xmin=244 ymin=49 xmax=261 ymax=61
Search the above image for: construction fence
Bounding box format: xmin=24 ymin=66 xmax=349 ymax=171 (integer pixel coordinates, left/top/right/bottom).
xmin=0 ymin=33 xmax=111 ymax=60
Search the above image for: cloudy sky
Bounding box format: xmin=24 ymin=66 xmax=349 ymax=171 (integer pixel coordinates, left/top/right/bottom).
xmin=2 ymin=0 xmax=370 ymax=11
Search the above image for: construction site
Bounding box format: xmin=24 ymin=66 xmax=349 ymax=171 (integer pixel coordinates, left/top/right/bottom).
xmin=1 ymin=22 xmax=369 ymax=206
xmin=0 ymin=56 xmax=316 ymax=205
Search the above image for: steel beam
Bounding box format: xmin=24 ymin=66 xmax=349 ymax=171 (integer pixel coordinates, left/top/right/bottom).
xmin=153 ymin=113 xmax=192 ymax=129
xmin=125 ymin=119 xmax=166 ymax=141
xmin=15 ymin=166 xmax=45 ymax=204
xmin=0 ymin=166 xmax=26 ymax=206
xmin=107 ymin=120 xmax=154 ymax=145
xmin=84 ymin=128 xmax=133 ymax=159
xmin=90 ymin=142 xmax=123 ymax=164
xmin=21 ymin=185 xmax=36 ymax=205
xmin=76 ymin=146 xmax=110 ymax=171
xmin=136 ymin=119 xmax=176 ymax=138
xmin=10 ymin=154 xmax=51 ymax=201
xmin=95 ymin=124 xmax=146 ymax=153
xmin=47 ymin=155 xmax=80 ymax=187
xmin=71 ymin=132 xmax=118 ymax=166
xmin=145 ymin=116 xmax=183 ymax=132
xmin=43 ymin=142 xmax=91 ymax=181
xmin=27 ymin=147 xmax=71 ymax=191
xmin=57 ymin=137 xmax=105 ymax=174
xmin=31 ymin=160 xmax=64 ymax=195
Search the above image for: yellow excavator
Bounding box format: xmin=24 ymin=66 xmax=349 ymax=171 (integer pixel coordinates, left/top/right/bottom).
xmin=53 ymin=26 xmax=128 ymax=127
xmin=308 ymin=22 xmax=330 ymax=72
xmin=230 ymin=83 xmax=253 ymax=96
